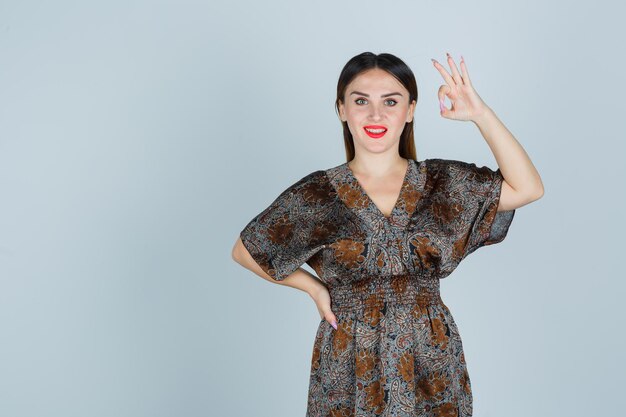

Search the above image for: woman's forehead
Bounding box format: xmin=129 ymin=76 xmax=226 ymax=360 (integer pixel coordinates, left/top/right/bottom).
xmin=348 ymin=69 xmax=406 ymax=92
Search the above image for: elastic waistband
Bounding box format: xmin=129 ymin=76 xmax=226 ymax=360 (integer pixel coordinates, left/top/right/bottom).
xmin=329 ymin=273 xmax=442 ymax=311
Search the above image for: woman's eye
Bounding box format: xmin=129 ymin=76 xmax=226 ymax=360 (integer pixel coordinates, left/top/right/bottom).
xmin=354 ymin=98 xmax=397 ymax=106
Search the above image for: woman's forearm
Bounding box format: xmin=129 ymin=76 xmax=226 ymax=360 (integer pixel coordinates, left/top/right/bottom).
xmin=237 ymin=254 xmax=325 ymax=298
xmin=272 ymin=267 xmax=327 ymax=296
xmin=233 ymin=238 xmax=327 ymax=296
xmin=473 ymin=106 xmax=544 ymax=199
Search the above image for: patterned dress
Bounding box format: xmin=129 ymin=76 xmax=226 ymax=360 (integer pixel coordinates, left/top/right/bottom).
xmin=239 ymin=158 xmax=516 ymax=417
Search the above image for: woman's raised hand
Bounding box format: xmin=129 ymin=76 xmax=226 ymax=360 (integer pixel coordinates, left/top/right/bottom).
xmin=432 ymin=53 xmax=490 ymax=122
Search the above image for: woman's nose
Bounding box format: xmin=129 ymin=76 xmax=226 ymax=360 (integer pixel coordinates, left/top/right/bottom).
xmin=368 ymin=104 xmax=384 ymax=120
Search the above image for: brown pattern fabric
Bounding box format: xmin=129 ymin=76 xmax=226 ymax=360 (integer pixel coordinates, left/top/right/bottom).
xmin=240 ymin=158 xmax=516 ymax=416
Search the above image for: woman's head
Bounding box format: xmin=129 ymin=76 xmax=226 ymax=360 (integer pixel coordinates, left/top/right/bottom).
xmin=336 ymin=52 xmax=418 ymax=161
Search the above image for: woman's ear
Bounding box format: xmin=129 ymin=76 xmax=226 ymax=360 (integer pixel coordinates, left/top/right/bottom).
xmin=406 ymin=99 xmax=416 ymax=123
xmin=337 ymin=100 xmax=345 ymax=121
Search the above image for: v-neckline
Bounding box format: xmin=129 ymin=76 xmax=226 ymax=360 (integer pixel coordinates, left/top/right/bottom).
xmin=345 ymin=158 xmax=413 ymax=220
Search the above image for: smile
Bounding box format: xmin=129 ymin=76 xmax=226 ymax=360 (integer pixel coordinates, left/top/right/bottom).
xmin=364 ymin=125 xmax=387 ymax=139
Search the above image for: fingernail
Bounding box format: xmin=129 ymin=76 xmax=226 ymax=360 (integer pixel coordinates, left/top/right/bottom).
xmin=331 ymin=320 xmax=337 ymax=330
xmin=446 ymin=52 xmax=451 ymax=58
xmin=439 ymin=99 xmax=445 ymax=113
xmin=461 ymin=55 xmax=464 ymax=62
xmin=431 ymin=58 xmax=437 ymax=65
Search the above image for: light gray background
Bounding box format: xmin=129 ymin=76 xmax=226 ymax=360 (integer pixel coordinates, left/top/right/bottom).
xmin=1 ymin=1 xmax=624 ymax=416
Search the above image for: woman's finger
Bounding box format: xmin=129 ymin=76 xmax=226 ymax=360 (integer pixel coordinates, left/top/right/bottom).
xmin=431 ymin=58 xmax=456 ymax=89
xmin=323 ymin=312 xmax=338 ymax=330
xmin=459 ymin=55 xmax=473 ymax=87
xmin=437 ymin=84 xmax=451 ymax=116
xmin=446 ymin=52 xmax=463 ymax=85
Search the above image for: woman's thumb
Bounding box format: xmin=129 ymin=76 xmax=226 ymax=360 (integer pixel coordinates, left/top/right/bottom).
xmin=437 ymin=85 xmax=451 ymax=116
xmin=325 ymin=312 xmax=338 ymax=330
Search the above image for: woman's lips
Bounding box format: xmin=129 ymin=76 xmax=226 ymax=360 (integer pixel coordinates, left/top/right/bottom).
xmin=363 ymin=125 xmax=387 ymax=139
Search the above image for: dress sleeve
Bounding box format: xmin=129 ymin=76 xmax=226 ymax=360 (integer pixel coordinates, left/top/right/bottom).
xmin=439 ymin=159 xmax=516 ymax=260
xmin=239 ymin=171 xmax=324 ymax=281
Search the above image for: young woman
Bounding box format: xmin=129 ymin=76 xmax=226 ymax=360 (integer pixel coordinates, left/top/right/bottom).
xmin=232 ymin=51 xmax=543 ymax=416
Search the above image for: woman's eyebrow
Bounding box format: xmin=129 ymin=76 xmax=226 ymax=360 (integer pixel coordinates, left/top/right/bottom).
xmin=349 ymin=91 xmax=403 ymax=97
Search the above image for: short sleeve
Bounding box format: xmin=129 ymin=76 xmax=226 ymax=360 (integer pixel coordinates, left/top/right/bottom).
xmin=239 ymin=171 xmax=325 ymax=281
xmin=437 ymin=159 xmax=516 ymax=260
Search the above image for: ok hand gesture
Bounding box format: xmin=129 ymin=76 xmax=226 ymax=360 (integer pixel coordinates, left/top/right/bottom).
xmin=432 ymin=53 xmax=490 ymax=122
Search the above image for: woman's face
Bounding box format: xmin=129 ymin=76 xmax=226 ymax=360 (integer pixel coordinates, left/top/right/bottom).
xmin=338 ymin=68 xmax=416 ymax=155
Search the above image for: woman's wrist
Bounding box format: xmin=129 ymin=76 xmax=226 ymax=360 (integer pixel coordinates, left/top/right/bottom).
xmin=471 ymin=105 xmax=495 ymax=127
xmin=280 ymin=268 xmax=328 ymax=297
xmin=306 ymin=278 xmax=328 ymax=300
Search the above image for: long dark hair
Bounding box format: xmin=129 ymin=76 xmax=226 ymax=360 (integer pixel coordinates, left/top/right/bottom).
xmin=335 ymin=52 xmax=419 ymax=162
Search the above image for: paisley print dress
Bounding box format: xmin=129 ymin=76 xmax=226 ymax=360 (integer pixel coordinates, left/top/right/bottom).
xmin=239 ymin=158 xmax=516 ymax=417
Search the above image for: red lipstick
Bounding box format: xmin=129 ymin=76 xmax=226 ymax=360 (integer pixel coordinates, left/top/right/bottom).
xmin=363 ymin=125 xmax=388 ymax=139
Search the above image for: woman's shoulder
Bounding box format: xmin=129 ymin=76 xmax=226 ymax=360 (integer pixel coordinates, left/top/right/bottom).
xmin=421 ymin=157 xmax=493 ymax=177
xmin=419 ymin=157 xmax=502 ymax=196
xmin=421 ymin=157 xmax=469 ymax=170
xmin=275 ymin=168 xmax=334 ymax=203
xmin=286 ymin=168 xmax=329 ymax=190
